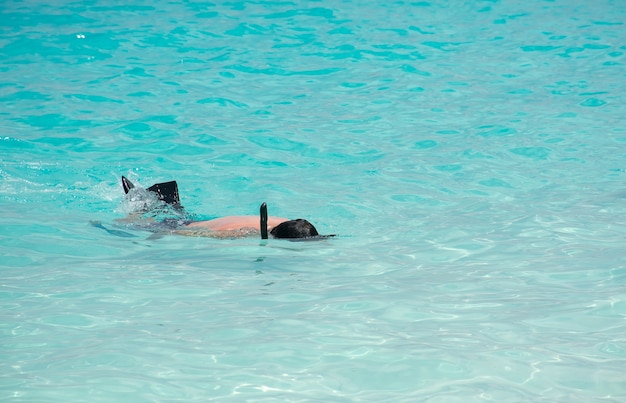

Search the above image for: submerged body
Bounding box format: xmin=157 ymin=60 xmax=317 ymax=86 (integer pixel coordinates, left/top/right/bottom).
xmin=119 ymin=176 xmax=331 ymax=239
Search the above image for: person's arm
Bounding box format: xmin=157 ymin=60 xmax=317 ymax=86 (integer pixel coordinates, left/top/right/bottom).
xmin=171 ymin=226 xmax=260 ymax=238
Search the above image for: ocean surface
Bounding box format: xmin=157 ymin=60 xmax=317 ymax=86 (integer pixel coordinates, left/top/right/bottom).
xmin=1 ymin=0 xmax=625 ymax=401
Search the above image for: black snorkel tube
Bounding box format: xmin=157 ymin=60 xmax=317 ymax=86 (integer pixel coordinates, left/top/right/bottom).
xmin=260 ymin=202 xmax=268 ymax=240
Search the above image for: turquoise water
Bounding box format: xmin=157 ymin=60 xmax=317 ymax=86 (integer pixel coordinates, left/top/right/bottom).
xmin=2 ymin=0 xmax=626 ymax=400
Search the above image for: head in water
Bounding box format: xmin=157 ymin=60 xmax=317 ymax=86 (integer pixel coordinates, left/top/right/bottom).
xmin=270 ymin=219 xmax=319 ymax=239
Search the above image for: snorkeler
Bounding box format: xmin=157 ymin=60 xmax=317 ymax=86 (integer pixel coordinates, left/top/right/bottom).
xmin=120 ymin=176 xmax=333 ymax=240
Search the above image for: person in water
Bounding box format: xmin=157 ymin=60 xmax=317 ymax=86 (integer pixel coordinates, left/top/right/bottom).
xmin=120 ymin=176 xmax=333 ymax=240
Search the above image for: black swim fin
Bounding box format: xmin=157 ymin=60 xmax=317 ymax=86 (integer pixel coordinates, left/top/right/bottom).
xmin=147 ymin=181 xmax=180 ymax=206
xmin=121 ymin=176 xmax=183 ymax=210
xmin=260 ymin=202 xmax=268 ymax=239
xmin=122 ymin=176 xmax=135 ymax=194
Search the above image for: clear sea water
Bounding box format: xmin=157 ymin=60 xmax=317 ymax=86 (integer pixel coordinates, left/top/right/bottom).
xmin=1 ymin=0 xmax=625 ymax=401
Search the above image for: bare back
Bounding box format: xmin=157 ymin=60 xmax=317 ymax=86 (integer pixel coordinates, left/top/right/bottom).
xmin=185 ymin=215 xmax=288 ymax=231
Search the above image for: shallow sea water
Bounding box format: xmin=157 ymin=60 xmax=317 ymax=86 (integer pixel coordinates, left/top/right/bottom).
xmin=1 ymin=0 xmax=626 ymax=401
